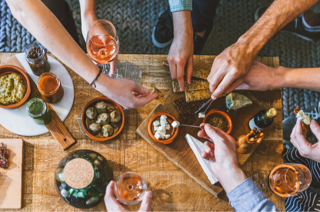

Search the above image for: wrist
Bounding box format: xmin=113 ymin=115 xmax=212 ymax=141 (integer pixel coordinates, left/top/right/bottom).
xmin=272 ymin=66 xmax=289 ymax=89
xmin=94 ymin=72 xmax=113 ymax=96
xmin=217 ymin=166 xmax=247 ymax=193
xmin=172 ymin=11 xmax=193 ymax=37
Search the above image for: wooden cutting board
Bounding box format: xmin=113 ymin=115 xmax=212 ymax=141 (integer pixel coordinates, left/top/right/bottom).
xmin=3 ymin=56 xmax=76 ymax=150
xmin=136 ymin=90 xmax=281 ymax=197
xmin=0 ymin=139 xmax=23 ymax=209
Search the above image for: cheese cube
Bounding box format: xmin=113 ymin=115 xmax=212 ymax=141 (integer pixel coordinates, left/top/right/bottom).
xmin=160 ymin=115 xmax=168 ymax=126
xmin=198 ymin=112 xmax=205 ymax=118
xmin=154 ymin=132 xmax=161 ymax=140
xmin=153 ymin=120 xmax=160 ymax=127
xmin=172 ymin=121 xmax=180 ymax=128
xmin=154 ymin=126 xmax=159 ymax=132
xmin=165 ymin=124 xmax=170 ymax=130
xmin=163 ymin=134 xmax=171 ymax=139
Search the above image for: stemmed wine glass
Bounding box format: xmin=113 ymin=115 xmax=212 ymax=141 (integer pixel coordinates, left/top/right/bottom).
xmin=86 ymin=20 xmax=120 ymax=77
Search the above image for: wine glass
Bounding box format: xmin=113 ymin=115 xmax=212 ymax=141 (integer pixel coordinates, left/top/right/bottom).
xmin=269 ymin=163 xmax=312 ymax=197
xmin=86 ymin=20 xmax=120 ymax=77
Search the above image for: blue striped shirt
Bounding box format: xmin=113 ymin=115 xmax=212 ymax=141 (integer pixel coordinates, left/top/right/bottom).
xmin=168 ymin=0 xmax=192 ymax=12
xmin=228 ymin=178 xmax=279 ymax=212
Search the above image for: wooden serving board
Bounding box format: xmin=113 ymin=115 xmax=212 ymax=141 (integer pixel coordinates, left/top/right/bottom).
xmin=136 ymin=90 xmax=281 ymax=197
xmin=0 ymin=139 xmax=23 ymax=209
xmin=3 ymin=56 xmax=76 ymax=150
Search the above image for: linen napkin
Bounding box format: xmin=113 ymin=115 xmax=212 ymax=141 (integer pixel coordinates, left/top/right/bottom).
xmin=185 ymin=134 xmax=218 ymax=184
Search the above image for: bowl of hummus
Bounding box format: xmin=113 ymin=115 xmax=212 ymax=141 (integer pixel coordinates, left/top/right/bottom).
xmin=0 ymin=65 xmax=31 ymax=109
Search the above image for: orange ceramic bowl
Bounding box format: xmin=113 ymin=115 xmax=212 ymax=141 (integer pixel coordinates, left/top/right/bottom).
xmin=81 ymin=96 xmax=125 ymax=142
xmin=148 ymin=112 xmax=179 ymax=145
xmin=0 ymin=65 xmax=31 ymax=109
xmin=202 ymin=109 xmax=233 ymax=134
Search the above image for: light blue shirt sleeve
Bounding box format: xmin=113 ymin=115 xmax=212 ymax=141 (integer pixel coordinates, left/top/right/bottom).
xmin=168 ymin=0 xmax=192 ymax=12
xmin=227 ymin=178 xmax=279 ymax=212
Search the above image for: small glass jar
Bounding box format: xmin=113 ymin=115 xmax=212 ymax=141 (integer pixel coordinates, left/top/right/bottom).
xmin=55 ymin=149 xmax=114 ymax=209
xmin=26 ymin=98 xmax=51 ymax=125
xmin=115 ymin=172 xmax=147 ymax=205
xmin=24 ymin=42 xmax=51 ymax=76
xmin=37 ymin=72 xmax=64 ymax=103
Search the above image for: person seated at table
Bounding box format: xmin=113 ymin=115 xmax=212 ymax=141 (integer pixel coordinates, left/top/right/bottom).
xmin=6 ymin=0 xmax=158 ymax=109
xmin=199 ymin=120 xmax=320 ymax=212
xmin=153 ymin=0 xmax=320 ymax=95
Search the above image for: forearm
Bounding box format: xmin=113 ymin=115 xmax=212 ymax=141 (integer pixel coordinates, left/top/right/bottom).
xmin=79 ymin=0 xmax=98 ymax=39
xmin=275 ymin=66 xmax=320 ymax=92
xmin=172 ymin=10 xmax=193 ymax=38
xmin=7 ymin=0 xmax=101 ymax=84
xmin=238 ymin=0 xmax=318 ymax=58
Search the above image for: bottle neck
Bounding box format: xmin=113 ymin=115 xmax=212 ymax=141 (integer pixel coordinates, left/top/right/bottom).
xmin=261 ymin=108 xmax=277 ymax=121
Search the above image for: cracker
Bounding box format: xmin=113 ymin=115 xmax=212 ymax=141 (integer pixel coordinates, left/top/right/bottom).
xmin=185 ymin=89 xmax=211 ymax=102
xmin=172 ymin=80 xmax=209 ymax=93
xmin=152 ymin=87 xmax=164 ymax=104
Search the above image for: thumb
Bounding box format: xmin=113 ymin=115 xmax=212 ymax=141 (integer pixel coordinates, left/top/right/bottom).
xmin=132 ymin=84 xmax=150 ymax=96
xmin=138 ymin=191 xmax=152 ymax=212
xmin=310 ymin=120 xmax=320 ymax=140
xmin=235 ymin=83 xmax=250 ymax=90
xmin=204 ymin=124 xmax=228 ymax=145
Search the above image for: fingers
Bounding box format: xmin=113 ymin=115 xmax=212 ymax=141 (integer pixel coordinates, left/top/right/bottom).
xmin=222 ymin=78 xmax=243 ymax=95
xmin=110 ymin=57 xmax=117 ymax=77
xmin=211 ymin=71 xmax=238 ymax=99
xmin=197 ymin=129 xmax=213 ymax=142
xmin=105 ymin=181 xmax=128 ymax=212
xmin=168 ymin=57 xmax=177 ymax=80
xmin=177 ymin=61 xmax=186 ymax=91
xmin=138 ymin=191 xmax=152 ymax=212
xmin=134 ymin=93 xmax=159 ymax=108
xmin=291 ymin=119 xmax=311 ymax=157
xmin=186 ymin=56 xmax=193 ymax=85
xmin=204 ymin=124 xmax=228 ymax=144
xmin=235 ymin=83 xmax=250 ymax=90
xmin=201 ymin=141 xmax=215 ymax=161
xmin=105 ymin=181 xmax=116 ymax=202
xmin=132 ymin=84 xmax=151 ymax=96
xmin=310 ymin=120 xmax=320 ymax=140
xmin=208 ymin=60 xmax=225 ymax=94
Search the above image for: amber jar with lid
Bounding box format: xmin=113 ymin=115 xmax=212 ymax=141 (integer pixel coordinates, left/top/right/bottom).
xmin=24 ymin=42 xmax=50 ymax=76
xmin=37 ymin=72 xmax=64 ymax=103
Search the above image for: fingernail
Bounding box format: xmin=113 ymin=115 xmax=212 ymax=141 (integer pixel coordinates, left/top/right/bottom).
xmin=311 ymin=120 xmax=316 ymax=126
xmin=147 ymin=191 xmax=153 ymax=198
xmin=211 ymin=95 xmax=217 ymax=100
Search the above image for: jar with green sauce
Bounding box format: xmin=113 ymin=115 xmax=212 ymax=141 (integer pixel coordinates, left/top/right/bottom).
xmin=26 ymin=98 xmax=51 ymax=125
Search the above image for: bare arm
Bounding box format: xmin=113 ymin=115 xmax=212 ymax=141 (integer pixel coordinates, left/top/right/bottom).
xmin=209 ymin=0 xmax=319 ymax=99
xmin=6 ymin=0 xmax=157 ymax=108
xmin=7 ymin=0 xmax=100 ymax=83
xmin=79 ymin=0 xmax=98 ymax=40
xmin=237 ymin=60 xmax=320 ymax=92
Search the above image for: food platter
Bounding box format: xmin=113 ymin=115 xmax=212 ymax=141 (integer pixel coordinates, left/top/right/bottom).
xmin=0 ymin=53 xmax=74 ymax=136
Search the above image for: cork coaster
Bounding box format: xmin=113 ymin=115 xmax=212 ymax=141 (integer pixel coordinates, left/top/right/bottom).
xmin=63 ymin=158 xmax=94 ymax=189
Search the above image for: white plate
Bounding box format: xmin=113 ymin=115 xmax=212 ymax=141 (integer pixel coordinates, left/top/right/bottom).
xmin=0 ymin=53 xmax=74 ymax=136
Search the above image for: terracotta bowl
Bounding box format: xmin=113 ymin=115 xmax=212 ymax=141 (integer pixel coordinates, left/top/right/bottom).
xmin=148 ymin=112 xmax=179 ymax=145
xmin=81 ymin=96 xmax=125 ymax=142
xmin=202 ymin=109 xmax=233 ymax=134
xmin=0 ymin=65 xmax=31 ymax=109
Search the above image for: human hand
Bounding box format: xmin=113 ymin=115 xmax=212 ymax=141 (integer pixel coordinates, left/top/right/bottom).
xmin=167 ymin=11 xmax=193 ymax=91
xmin=198 ymin=123 xmax=247 ymax=193
xmin=235 ymin=61 xmax=284 ymax=91
xmin=290 ymin=119 xmax=320 ymax=163
xmin=104 ymin=181 xmax=153 ymax=212
xmin=96 ymin=74 xmax=158 ymax=109
xmin=208 ymin=42 xmax=256 ymax=99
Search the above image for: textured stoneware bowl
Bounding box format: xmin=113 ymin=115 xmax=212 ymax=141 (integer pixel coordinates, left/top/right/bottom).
xmin=0 ymin=65 xmax=31 ymax=109
xmin=148 ymin=111 xmax=179 ymax=145
xmin=81 ymin=96 xmax=125 ymax=142
xmin=202 ymin=109 xmax=233 ymax=134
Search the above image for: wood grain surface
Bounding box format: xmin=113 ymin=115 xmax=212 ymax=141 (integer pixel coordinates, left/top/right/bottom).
xmin=0 ymin=53 xmax=284 ymax=211
xmin=3 ymin=56 xmax=76 ymax=150
xmin=0 ymin=139 xmax=23 ymax=209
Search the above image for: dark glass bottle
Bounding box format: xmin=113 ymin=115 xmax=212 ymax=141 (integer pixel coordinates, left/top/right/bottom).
xmin=249 ymin=108 xmax=277 ymax=130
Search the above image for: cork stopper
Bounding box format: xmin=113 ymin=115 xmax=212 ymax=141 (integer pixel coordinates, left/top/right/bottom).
xmin=63 ymin=158 xmax=94 ymax=189
xmin=267 ymin=108 xmax=277 ymax=118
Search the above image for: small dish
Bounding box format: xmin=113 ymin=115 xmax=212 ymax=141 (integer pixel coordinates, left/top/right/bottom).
xmin=202 ymin=109 xmax=233 ymax=134
xmin=148 ymin=112 xmax=179 ymax=145
xmin=81 ymin=96 xmax=125 ymax=142
xmin=0 ymin=65 xmax=31 ymax=109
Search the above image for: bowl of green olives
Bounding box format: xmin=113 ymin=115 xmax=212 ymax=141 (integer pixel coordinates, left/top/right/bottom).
xmin=54 ymin=149 xmax=113 ymax=209
xmin=81 ymin=96 xmax=125 ymax=142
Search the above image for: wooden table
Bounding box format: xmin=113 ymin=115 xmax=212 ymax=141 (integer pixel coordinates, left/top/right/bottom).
xmin=0 ymin=53 xmax=285 ymax=211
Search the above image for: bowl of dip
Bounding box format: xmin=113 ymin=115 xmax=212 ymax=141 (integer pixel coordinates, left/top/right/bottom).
xmin=202 ymin=109 xmax=232 ymax=134
xmin=148 ymin=112 xmax=179 ymax=145
xmin=0 ymin=65 xmax=31 ymax=109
